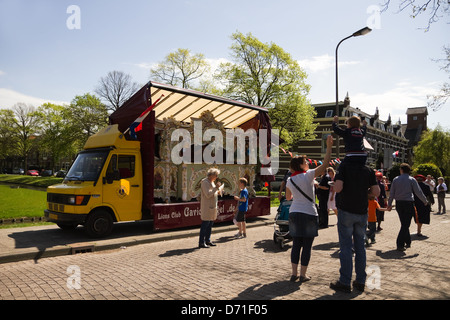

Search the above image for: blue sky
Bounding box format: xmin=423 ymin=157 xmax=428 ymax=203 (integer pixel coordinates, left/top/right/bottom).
xmin=0 ymin=0 xmax=449 ymax=129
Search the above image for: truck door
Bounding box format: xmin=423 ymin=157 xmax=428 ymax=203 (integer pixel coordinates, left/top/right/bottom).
xmin=102 ymin=154 xmax=142 ymax=221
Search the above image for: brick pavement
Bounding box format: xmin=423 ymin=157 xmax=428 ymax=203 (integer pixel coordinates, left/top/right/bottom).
xmin=0 ymin=197 xmax=449 ymax=301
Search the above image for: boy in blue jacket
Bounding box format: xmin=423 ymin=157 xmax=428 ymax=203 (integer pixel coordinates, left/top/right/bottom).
xmin=234 ymin=178 xmax=249 ymax=238
xmin=332 ymin=115 xmax=368 ymax=167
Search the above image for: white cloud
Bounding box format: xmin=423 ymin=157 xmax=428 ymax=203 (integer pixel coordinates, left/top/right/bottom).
xmin=205 ymin=57 xmax=230 ymax=72
xmin=0 ymin=70 xmax=5 ymax=76
xmin=350 ymin=81 xmax=442 ymax=123
xmin=298 ymin=54 xmax=360 ymax=73
xmin=134 ymin=62 xmax=158 ymax=70
xmin=0 ymin=88 xmax=69 ymax=109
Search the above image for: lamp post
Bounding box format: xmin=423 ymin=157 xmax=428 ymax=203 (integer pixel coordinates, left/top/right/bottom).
xmin=335 ymin=26 xmax=372 ymax=158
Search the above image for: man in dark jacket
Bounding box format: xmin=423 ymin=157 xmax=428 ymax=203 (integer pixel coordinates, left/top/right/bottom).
xmin=330 ymin=164 xmax=379 ymax=293
xmin=387 ymin=164 xmax=428 ymax=251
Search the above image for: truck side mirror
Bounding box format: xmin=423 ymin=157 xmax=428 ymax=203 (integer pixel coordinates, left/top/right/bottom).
xmin=113 ymin=170 xmax=120 ymax=181
xmin=104 ymin=170 xmax=120 ymax=184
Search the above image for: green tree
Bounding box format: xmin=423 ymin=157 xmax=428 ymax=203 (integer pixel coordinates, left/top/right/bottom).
xmin=0 ymin=109 xmax=17 ymax=162
xmin=216 ymin=31 xmax=316 ymax=148
xmin=413 ymin=125 xmax=450 ymax=175
xmin=412 ymin=163 xmax=442 ymax=178
xmin=268 ymin=92 xmax=317 ymax=147
xmin=35 ymin=103 xmax=78 ymax=171
xmin=67 ymin=93 xmax=109 ymax=148
xmin=12 ymin=103 xmax=39 ymax=171
xmin=150 ymin=48 xmax=210 ymax=89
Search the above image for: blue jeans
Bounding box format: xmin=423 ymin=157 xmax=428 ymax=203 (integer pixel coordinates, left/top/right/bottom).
xmin=337 ymin=209 xmax=368 ymax=286
xmin=199 ymin=220 xmax=214 ymax=245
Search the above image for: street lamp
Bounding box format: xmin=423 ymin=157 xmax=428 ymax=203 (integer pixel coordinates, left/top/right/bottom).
xmin=335 ymin=26 xmax=372 ymax=158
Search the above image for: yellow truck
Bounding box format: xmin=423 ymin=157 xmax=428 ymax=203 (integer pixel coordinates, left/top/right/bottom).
xmin=45 ymin=82 xmax=273 ymax=237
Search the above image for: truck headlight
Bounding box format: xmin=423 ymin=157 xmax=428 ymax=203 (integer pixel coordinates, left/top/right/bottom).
xmin=68 ymin=195 xmax=87 ymax=205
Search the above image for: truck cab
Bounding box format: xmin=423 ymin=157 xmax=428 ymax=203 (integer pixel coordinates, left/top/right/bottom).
xmin=45 ymin=125 xmax=143 ymax=237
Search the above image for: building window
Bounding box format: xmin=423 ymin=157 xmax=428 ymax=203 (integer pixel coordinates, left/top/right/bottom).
xmin=413 ymin=116 xmax=418 ymax=121
xmin=325 ymin=110 xmax=334 ymax=118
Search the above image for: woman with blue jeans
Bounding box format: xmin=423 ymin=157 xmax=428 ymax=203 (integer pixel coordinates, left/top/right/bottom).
xmin=285 ymin=135 xmax=333 ymax=282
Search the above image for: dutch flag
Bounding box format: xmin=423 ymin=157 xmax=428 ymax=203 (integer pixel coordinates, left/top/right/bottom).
xmin=125 ymin=94 xmax=164 ymax=139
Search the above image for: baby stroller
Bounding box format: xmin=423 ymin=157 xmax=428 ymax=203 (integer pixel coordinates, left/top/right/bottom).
xmin=273 ymin=199 xmax=292 ymax=249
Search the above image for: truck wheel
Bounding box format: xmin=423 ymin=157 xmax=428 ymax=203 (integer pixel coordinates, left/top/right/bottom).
xmin=85 ymin=210 xmax=113 ymax=238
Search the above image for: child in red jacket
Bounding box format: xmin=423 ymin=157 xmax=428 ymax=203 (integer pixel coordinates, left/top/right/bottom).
xmin=367 ymin=194 xmax=388 ymax=246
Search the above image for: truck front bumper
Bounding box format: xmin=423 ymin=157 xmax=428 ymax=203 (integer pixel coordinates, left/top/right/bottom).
xmin=44 ymin=210 xmax=88 ymax=225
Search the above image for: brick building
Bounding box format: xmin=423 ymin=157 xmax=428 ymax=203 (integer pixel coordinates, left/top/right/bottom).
xmin=290 ymin=95 xmax=426 ymax=173
xmin=402 ymin=106 xmax=428 ymax=162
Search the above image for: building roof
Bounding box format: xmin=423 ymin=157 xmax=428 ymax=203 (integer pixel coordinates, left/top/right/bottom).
xmin=406 ymin=107 xmax=428 ymax=115
xmin=312 ymin=99 xmax=405 ymax=139
xmin=312 ymin=101 xmax=347 ymax=118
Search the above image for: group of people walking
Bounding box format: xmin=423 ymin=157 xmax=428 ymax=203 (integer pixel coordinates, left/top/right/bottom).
xmin=282 ymin=115 xmax=445 ymax=293
xmin=195 ymin=114 xmax=446 ymax=294
xmin=283 ymin=130 xmax=379 ymax=292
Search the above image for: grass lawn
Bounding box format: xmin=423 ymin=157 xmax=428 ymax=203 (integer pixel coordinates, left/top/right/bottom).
xmin=0 ymin=176 xmax=280 ymax=230
xmin=255 ymin=190 xmax=320 ymax=208
xmin=0 ymin=184 xmax=47 ymax=219
xmin=256 ymin=191 xmax=280 ymax=208
xmin=0 ymin=174 xmax=63 ymax=188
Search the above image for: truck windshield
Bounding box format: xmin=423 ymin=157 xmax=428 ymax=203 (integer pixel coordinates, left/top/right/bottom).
xmin=65 ymin=150 xmax=109 ymax=182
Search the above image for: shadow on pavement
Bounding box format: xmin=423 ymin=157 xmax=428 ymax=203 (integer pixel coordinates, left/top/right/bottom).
xmin=159 ymin=247 xmax=199 ymax=257
xmin=315 ymin=288 xmax=364 ymax=300
xmin=253 ymin=239 xmax=291 ymax=253
xmin=233 ymin=281 xmax=301 ymax=300
xmin=6 ymin=220 xmax=155 ymax=263
xmin=5 ymin=217 xmax=269 ymax=263
xmin=375 ymin=249 xmax=419 ymax=260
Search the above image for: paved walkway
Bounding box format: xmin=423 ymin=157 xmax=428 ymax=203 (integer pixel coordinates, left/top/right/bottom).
xmin=0 ymin=196 xmax=449 ymax=300
xmin=0 ymin=209 xmax=276 ymax=264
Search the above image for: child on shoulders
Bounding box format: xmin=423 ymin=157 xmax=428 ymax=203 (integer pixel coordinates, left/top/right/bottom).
xmin=332 ymin=115 xmax=368 ymax=167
